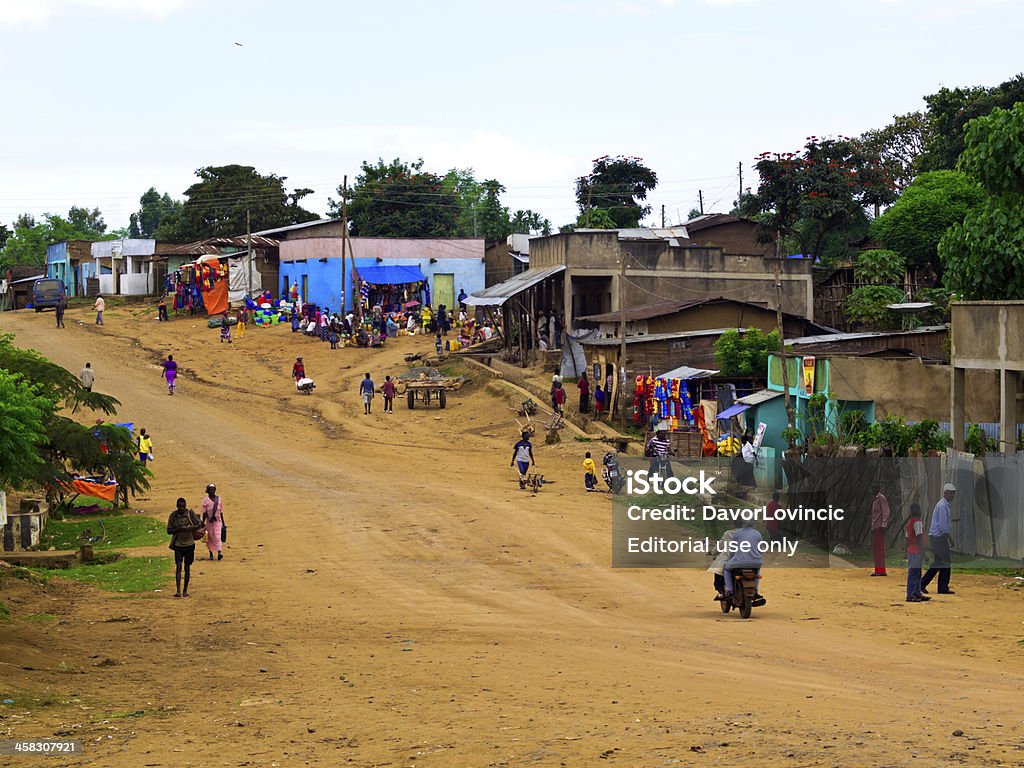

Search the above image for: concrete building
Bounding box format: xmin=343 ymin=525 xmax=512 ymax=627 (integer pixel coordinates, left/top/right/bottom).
xmin=92 ymin=239 xmax=159 ymax=296
xmin=45 ymin=239 xmax=93 ymax=297
xmin=277 ymin=236 xmax=485 ymax=313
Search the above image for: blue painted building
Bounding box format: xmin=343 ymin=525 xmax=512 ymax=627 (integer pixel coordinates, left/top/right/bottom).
xmin=278 ymin=237 xmax=485 ymax=313
xmin=46 ymin=240 xmax=93 ymax=297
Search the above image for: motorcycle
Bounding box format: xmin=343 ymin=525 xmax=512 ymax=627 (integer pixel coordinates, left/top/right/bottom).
xmin=602 ymin=451 xmax=624 ymax=494
xmin=718 ymin=568 xmax=766 ymax=619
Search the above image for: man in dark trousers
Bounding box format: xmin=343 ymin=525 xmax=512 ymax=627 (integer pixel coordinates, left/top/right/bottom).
xmin=360 ymin=372 xmax=375 ymax=415
xmin=870 ymin=482 xmax=891 ymax=576
xmin=55 ymin=297 xmax=66 ymax=328
xmin=577 ymin=372 xmax=591 ymax=414
xmin=921 ymin=483 xmax=957 ymax=595
xmin=167 ymin=497 xmax=202 ymax=598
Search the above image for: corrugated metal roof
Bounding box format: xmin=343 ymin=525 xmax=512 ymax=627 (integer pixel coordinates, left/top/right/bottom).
xmin=737 ymin=389 xmax=784 ymax=406
xmin=465 ymin=265 xmax=566 ymax=307
xmin=786 ymin=326 xmax=947 ymax=346
xmin=658 ymin=364 xmax=720 ymax=380
xmin=579 ymin=298 xmax=721 ymax=323
xmin=161 ymin=236 xmax=279 ymax=256
xmin=252 ymin=218 xmax=336 ymax=236
xmin=579 ymin=327 xmax=744 ymax=346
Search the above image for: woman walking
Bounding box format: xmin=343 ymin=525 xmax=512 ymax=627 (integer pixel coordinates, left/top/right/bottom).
xmin=161 ymin=355 xmax=178 ymax=395
xmin=201 ymin=483 xmax=225 ymax=561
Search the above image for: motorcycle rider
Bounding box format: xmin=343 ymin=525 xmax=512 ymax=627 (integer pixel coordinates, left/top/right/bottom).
xmin=708 ymin=527 xmax=739 ymax=600
xmin=722 ymin=520 xmax=765 ymax=601
xmin=645 ymin=422 xmax=675 ymax=479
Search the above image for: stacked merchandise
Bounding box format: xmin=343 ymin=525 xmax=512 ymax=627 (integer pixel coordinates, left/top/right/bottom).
xmin=170 ymin=261 xmax=228 ymax=315
xmin=632 ymin=375 xmax=696 ymax=430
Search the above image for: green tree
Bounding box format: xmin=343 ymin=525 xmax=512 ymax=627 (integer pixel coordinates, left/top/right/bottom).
xmin=713 ymin=328 xmax=780 ymax=377
xmin=854 ymin=249 xmax=905 ymax=285
xmin=130 ymin=187 xmax=183 ymax=238
xmin=920 ymin=73 xmax=1024 ymax=172
xmin=332 ymin=158 xmax=459 ymax=238
xmin=940 ymin=102 xmax=1024 ymax=299
xmin=871 ymin=171 xmax=984 ymax=275
xmin=575 ymin=208 xmax=617 ymax=229
xmin=510 ymin=209 xmax=551 ymax=235
xmin=742 ymin=136 xmax=898 ymax=263
xmin=0 ymin=369 xmax=51 ymax=489
xmin=1 ymin=209 xmax=113 ymax=269
xmin=477 ymin=180 xmax=512 ymax=240
xmin=161 ymin=165 xmax=318 ymax=242
xmin=859 ymin=112 xmax=931 ymax=191
xmin=66 ymin=206 xmax=106 ymax=236
xmin=844 ymin=285 xmax=905 ymax=330
xmin=575 ymin=155 xmax=658 ymax=228
xmin=0 ymin=223 xmax=13 ymax=251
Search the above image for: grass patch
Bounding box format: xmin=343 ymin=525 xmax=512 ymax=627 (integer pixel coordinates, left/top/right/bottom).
xmin=42 ymin=556 xmax=170 ymax=593
xmin=0 ymin=602 xmax=9 ymax=622
xmin=24 ymin=612 xmax=55 ymax=622
xmin=38 ymin=516 xmax=165 ymax=551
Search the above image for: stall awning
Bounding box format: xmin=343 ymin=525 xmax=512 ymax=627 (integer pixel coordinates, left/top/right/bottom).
xmin=355 ymin=264 xmax=427 ymax=285
xmin=465 ymin=265 xmax=566 ymax=307
xmin=717 ymin=403 xmax=750 ymax=420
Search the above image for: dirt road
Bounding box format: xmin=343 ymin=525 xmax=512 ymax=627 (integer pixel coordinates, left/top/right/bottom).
xmin=1 ymin=303 xmax=1022 ymax=767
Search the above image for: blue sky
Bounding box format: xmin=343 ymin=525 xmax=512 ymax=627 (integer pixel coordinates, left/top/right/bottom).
xmin=1 ymin=0 xmax=1022 ymax=232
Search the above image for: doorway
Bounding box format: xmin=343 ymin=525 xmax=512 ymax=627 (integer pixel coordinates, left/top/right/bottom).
xmin=433 ymin=273 xmax=454 ymax=310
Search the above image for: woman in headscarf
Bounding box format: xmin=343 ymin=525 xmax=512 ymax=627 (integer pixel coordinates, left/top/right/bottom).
xmin=201 ymin=483 xmax=226 ymax=561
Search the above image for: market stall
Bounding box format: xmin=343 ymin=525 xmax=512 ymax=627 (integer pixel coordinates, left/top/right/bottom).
xmin=354 ymin=264 xmax=429 ymax=316
xmin=169 ymin=257 xmax=229 ymax=316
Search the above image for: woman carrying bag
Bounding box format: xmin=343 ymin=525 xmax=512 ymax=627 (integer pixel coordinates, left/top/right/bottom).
xmin=201 ymin=483 xmax=227 ymax=561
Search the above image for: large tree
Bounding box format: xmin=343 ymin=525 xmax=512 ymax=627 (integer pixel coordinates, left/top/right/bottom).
xmin=332 ymin=158 xmax=459 ymax=238
xmin=920 ymin=73 xmax=1024 ymax=172
xmin=129 ymin=187 xmax=183 ymax=238
xmin=160 ymin=165 xmax=318 ymax=242
xmin=859 ymin=111 xmax=930 ymax=192
xmin=742 ymin=136 xmax=897 ymax=262
xmin=1 ymin=209 xmax=112 ymax=268
xmin=575 ymin=155 xmax=658 ymax=229
xmin=510 ymin=209 xmax=551 ymax=236
xmin=940 ymin=102 xmax=1024 ymax=299
xmin=871 ymin=170 xmax=984 ymax=276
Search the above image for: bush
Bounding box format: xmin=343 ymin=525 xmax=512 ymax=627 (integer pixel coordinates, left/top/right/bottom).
xmin=855 ymin=249 xmax=905 ymax=285
xmin=845 ymin=285 xmax=905 ymax=330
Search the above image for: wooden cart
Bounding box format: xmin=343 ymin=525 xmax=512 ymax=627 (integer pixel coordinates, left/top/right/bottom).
xmin=405 ymin=380 xmax=447 ymax=409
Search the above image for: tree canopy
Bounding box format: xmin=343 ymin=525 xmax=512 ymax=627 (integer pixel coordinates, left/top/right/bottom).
xmin=575 ymin=155 xmax=658 ymax=229
xmin=129 ymin=187 xmax=183 ymax=238
xmin=742 ymin=136 xmax=897 ymax=262
xmin=871 ymin=170 xmax=984 ymax=275
xmin=158 ymin=165 xmax=318 ymax=242
xmin=0 ymin=209 xmax=114 ymax=269
xmin=940 ymin=102 xmax=1024 ymax=299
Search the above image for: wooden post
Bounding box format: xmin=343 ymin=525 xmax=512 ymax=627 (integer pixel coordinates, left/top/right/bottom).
xmin=773 ymin=249 xmax=795 ymax=444
xmin=617 ymin=251 xmax=627 ymax=425
xmin=340 ymin=175 xmax=348 ymax=313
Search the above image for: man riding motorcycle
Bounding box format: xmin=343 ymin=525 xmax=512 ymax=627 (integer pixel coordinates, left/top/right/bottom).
xmin=721 ymin=520 xmax=765 ymax=603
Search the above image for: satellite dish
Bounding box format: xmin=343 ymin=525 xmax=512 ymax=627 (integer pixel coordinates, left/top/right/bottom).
xmin=887 ymin=302 xmax=934 ymax=314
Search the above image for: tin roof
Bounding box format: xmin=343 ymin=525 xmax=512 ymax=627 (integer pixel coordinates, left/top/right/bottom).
xmin=161 ymin=236 xmax=279 ymax=256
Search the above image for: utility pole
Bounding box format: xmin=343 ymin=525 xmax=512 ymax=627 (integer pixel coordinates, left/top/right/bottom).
xmin=585 ymin=186 xmax=593 ymax=228
xmin=661 ymin=205 xmax=665 ymax=228
xmin=738 ymin=162 xmax=743 ymax=205
xmin=773 ymin=235 xmax=795 ymax=447
xmin=698 ymin=190 xmax=704 ymax=215
xmin=340 ymin=175 xmax=348 ymax=314
xmin=246 ymin=209 xmax=253 ymax=298
xmin=617 ymin=251 xmax=628 ymax=425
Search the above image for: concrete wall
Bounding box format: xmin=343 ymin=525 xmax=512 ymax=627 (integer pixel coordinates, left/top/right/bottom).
xmin=280 ymin=238 xmax=485 ymax=312
xmin=683 ymin=220 xmax=774 ymax=256
xmin=829 ymin=357 xmax=999 ymax=423
xmin=952 ymin=301 xmax=1024 ymax=371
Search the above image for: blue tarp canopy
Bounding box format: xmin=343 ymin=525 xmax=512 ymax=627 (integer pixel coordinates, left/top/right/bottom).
xmin=355 ymin=264 xmax=426 ymax=285
xmin=717 ymin=403 xmax=750 ymax=420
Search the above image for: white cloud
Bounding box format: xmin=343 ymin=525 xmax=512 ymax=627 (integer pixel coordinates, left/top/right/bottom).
xmin=0 ymin=0 xmax=192 ymax=25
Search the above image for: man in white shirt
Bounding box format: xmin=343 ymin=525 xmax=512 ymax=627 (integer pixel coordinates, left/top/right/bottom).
xmin=93 ymin=295 xmax=105 ymax=325
xmin=921 ymin=483 xmax=957 ymax=595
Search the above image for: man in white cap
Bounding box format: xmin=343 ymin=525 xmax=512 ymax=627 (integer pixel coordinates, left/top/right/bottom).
xmin=921 ymin=483 xmax=957 ymax=594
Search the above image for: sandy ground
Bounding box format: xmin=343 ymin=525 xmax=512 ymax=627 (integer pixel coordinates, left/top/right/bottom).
xmin=1 ymin=302 xmax=1022 ymax=768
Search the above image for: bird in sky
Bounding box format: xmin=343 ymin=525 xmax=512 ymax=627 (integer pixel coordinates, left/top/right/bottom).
xmin=234 ymin=42 xmax=243 ymax=47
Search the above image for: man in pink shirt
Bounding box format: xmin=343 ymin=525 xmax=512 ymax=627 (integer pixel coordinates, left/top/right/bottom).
xmin=870 ymin=482 xmax=891 ymax=576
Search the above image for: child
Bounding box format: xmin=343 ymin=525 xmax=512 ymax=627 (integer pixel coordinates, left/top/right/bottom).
xmin=328 ymin=329 xmax=339 ymax=350
xmin=435 ymin=333 xmax=444 ymax=357
xmin=291 ymin=312 xmax=300 ymax=333
xmin=510 ymin=431 xmax=535 ymax=489
xmin=594 ymin=384 xmax=606 ymax=419
xmin=583 ymin=451 xmax=598 ymax=492
xmin=553 ymin=382 xmax=566 ymax=415
xmin=220 ymin=316 xmax=232 ymax=343
xmin=236 ymin=308 xmax=246 ymax=339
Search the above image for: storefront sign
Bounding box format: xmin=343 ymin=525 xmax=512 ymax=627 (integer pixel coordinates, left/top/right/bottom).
xmin=802 ymin=356 xmax=816 ymax=395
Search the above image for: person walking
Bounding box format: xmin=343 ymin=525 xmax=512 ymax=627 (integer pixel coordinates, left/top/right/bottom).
xmin=55 ymin=297 xmax=66 ymax=328
xmin=359 ymin=372 xmax=375 ymax=415
xmin=511 ymin=431 xmax=536 ymax=488
xmin=458 ymin=288 xmax=468 ymax=312
xmin=201 ymin=483 xmax=225 ymax=561
xmin=583 ymin=451 xmax=598 ymax=492
xmin=161 ymin=355 xmax=178 ymax=395
xmin=870 ymin=482 xmax=891 ymax=576
xmin=594 ymin=384 xmax=606 ymax=420
xmin=93 ymin=295 xmax=105 ymax=325
xmin=905 ymin=503 xmax=930 ymax=603
xmin=236 ymin=308 xmax=246 ymax=339
xmin=157 ymin=294 xmax=169 ymax=321
xmin=921 ymin=483 xmax=957 ymax=595
xmin=553 ymin=382 xmax=566 ymax=416
xmin=382 ymin=375 xmax=396 ymax=413
xmin=292 ymin=357 xmax=305 ymax=381
xmin=167 ymin=497 xmax=202 ymax=597
xmin=79 ymin=362 xmax=95 ymax=392
xmin=577 ymin=372 xmax=591 ymax=414
xmin=137 ymin=428 xmax=154 ymax=467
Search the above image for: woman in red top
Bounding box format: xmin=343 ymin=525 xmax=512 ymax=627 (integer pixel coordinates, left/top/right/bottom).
xmin=554 ymin=383 xmax=566 ymax=415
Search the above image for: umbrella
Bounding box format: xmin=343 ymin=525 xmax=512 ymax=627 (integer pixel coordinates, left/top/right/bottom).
xmin=404 ymin=300 xmax=421 ymax=308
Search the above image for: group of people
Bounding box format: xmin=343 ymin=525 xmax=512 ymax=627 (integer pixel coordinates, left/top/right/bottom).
xmin=549 ymin=372 xmax=609 ymax=419
xmin=166 ymin=483 xmax=227 ymax=598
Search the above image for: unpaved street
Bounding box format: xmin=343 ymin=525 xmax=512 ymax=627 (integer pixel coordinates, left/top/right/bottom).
xmin=1 ymin=304 xmax=1022 ymax=767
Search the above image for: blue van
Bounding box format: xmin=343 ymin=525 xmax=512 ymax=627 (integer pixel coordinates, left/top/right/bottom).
xmin=32 ymin=278 xmax=66 ymax=311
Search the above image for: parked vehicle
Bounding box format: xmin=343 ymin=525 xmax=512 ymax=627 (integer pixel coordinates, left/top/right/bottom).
xmin=32 ymin=278 xmax=66 ymax=312
xmin=602 ymin=451 xmax=624 ymax=493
